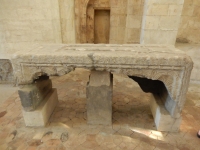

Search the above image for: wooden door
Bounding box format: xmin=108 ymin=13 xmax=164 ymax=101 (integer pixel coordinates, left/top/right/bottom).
xmin=94 ymin=10 xmax=110 ymax=44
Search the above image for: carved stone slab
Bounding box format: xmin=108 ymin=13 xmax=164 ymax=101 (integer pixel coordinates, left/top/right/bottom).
xmin=0 ymin=59 xmax=14 ymax=83
xmin=11 ymin=44 xmax=193 ymax=117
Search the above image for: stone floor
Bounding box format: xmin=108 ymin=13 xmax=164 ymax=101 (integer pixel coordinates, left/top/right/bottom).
xmin=0 ymin=43 xmax=200 ymax=150
xmin=0 ymin=68 xmax=200 ymax=150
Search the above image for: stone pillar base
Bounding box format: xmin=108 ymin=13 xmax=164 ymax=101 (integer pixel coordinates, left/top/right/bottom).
xmin=149 ymin=94 xmax=181 ymax=132
xmin=86 ymin=71 xmax=113 ymax=125
xmin=22 ymin=88 xmax=58 ymax=127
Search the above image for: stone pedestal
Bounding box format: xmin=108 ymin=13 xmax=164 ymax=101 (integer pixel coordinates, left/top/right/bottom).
xmin=18 ymin=76 xmax=52 ymax=111
xmin=86 ymin=71 xmax=113 ymax=125
xmin=149 ymin=94 xmax=181 ymax=132
xmin=22 ymin=88 xmax=58 ymax=127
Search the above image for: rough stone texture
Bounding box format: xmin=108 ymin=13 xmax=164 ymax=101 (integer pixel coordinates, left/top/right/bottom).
xmin=129 ymin=76 xmax=180 ymax=118
xmin=149 ymin=94 xmax=182 ymax=132
xmin=86 ymin=70 xmax=113 ymax=125
xmin=0 ymin=59 xmax=14 ymax=83
xmin=18 ymin=76 xmax=52 ymax=111
xmin=22 ymin=88 xmax=58 ymax=127
xmin=11 ymin=44 xmax=193 ymax=120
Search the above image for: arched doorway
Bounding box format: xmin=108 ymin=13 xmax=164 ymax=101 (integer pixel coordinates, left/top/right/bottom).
xmin=86 ymin=0 xmax=110 ymax=43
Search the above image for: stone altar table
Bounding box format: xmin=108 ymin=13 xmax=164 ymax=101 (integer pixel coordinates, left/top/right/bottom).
xmin=11 ymin=44 xmax=193 ymax=131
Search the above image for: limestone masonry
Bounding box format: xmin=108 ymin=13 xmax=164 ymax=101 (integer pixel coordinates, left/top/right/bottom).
xmin=11 ymin=44 xmax=193 ymax=131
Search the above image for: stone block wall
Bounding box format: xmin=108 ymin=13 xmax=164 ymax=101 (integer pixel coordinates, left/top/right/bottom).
xmin=177 ymin=0 xmax=200 ymax=44
xmin=75 ymin=0 xmax=145 ymax=44
xmin=141 ymin=0 xmax=184 ymax=44
xmin=59 ymin=0 xmax=76 ymax=43
xmin=0 ymin=0 xmax=62 ymax=83
xmin=110 ymin=0 xmax=145 ymax=44
xmin=0 ymin=0 xmax=61 ymax=54
xmin=109 ymin=0 xmax=128 ymax=44
xmin=124 ymin=0 xmax=145 ymax=44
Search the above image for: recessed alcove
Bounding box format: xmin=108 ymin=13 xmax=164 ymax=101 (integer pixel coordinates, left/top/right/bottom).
xmin=94 ymin=10 xmax=110 ymax=44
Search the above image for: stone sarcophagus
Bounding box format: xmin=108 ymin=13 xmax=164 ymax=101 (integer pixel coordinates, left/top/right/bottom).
xmin=11 ymin=44 xmax=193 ymax=131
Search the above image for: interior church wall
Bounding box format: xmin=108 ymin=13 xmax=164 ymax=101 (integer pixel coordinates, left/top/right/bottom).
xmin=0 ymin=0 xmax=61 ymax=55
xmin=177 ymin=0 xmax=200 ymax=44
xmin=0 ymin=0 xmax=199 ymax=83
xmin=75 ymin=0 xmax=144 ymax=44
xmin=141 ymin=0 xmax=184 ymax=44
xmin=124 ymin=0 xmax=144 ymax=44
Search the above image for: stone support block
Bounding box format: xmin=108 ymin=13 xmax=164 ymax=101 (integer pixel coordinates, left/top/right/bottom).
xmin=22 ymin=88 xmax=58 ymax=127
xmin=18 ymin=76 xmax=52 ymax=111
xmin=86 ymin=71 xmax=113 ymax=125
xmin=149 ymin=94 xmax=182 ymax=132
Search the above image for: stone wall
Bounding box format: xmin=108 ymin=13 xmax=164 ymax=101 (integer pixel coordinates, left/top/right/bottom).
xmin=59 ymin=0 xmax=76 ymax=43
xmin=177 ymin=0 xmax=200 ymax=44
xmin=74 ymin=0 xmax=183 ymax=45
xmin=141 ymin=0 xmax=184 ymax=44
xmin=0 ymin=0 xmax=62 ymax=83
xmin=110 ymin=0 xmax=145 ymax=44
xmin=109 ymin=0 xmax=128 ymax=44
xmin=124 ymin=0 xmax=144 ymax=44
xmin=0 ymin=0 xmax=61 ymax=54
xmin=75 ymin=0 xmax=145 ymax=44
xmin=86 ymin=0 xmax=111 ymax=43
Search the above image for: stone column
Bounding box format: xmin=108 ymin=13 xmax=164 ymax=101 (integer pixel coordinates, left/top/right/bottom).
xmin=140 ymin=0 xmax=184 ymax=44
xmin=86 ymin=71 xmax=113 ymax=125
xmin=18 ymin=76 xmax=58 ymax=126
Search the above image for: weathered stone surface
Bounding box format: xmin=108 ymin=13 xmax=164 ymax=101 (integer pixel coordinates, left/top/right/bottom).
xmin=129 ymin=76 xmax=180 ymax=118
xmin=22 ymin=88 xmax=58 ymax=127
xmin=11 ymin=44 xmax=193 ymax=119
xmin=0 ymin=59 xmax=14 ymax=83
xmin=18 ymin=76 xmax=52 ymax=111
xmin=86 ymin=70 xmax=113 ymax=125
xmin=149 ymin=94 xmax=182 ymax=132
